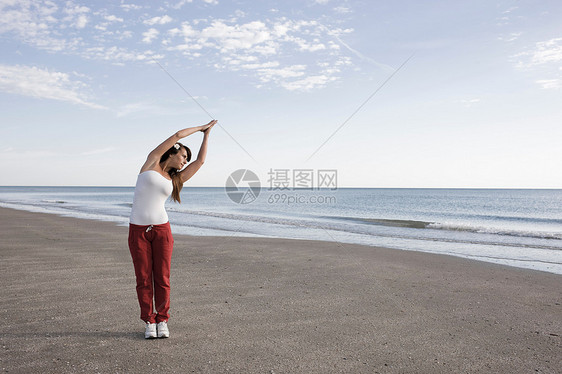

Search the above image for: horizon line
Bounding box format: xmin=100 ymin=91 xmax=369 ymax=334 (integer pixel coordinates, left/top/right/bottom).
xmin=1 ymin=185 xmax=561 ymax=190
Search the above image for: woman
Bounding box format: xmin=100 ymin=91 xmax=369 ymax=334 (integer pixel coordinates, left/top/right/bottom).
xmin=128 ymin=120 xmax=216 ymax=339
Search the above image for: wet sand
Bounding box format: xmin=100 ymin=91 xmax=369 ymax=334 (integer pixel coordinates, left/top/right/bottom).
xmin=0 ymin=207 xmax=560 ymax=373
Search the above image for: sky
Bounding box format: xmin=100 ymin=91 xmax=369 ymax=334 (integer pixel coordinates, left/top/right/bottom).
xmin=0 ymin=0 xmax=561 ymax=188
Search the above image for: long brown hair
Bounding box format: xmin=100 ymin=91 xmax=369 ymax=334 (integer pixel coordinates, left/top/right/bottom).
xmin=160 ymin=142 xmax=192 ymax=203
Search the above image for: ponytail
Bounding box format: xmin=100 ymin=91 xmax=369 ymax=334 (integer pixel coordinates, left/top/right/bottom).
xmin=169 ymin=171 xmax=183 ymax=203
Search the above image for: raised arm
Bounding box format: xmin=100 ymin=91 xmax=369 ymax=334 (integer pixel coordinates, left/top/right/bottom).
xmin=179 ymin=121 xmax=215 ymax=183
xmin=140 ymin=120 xmax=216 ymax=173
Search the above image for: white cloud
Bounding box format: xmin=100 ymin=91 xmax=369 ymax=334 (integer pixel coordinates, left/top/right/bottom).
xmin=0 ymin=2 xmax=357 ymax=91
xmin=104 ymin=15 xmax=123 ymax=23
xmin=498 ymin=32 xmax=522 ymax=42
xmin=83 ymin=46 xmax=157 ymax=64
xmin=94 ymin=23 xmax=107 ymax=31
xmin=502 ymin=6 xmax=519 ymax=14
xmin=513 ymin=37 xmax=562 ymax=90
xmin=0 ymin=64 xmax=105 ymax=109
xmin=536 ymin=79 xmax=561 ymax=89
xmin=281 ymin=75 xmax=336 ymax=91
xmin=63 ymin=2 xmax=89 ymax=28
xmin=0 ymin=0 xmax=69 ymax=52
xmin=142 ymin=28 xmax=159 ymax=43
xmin=200 ymin=20 xmax=272 ymax=52
xmin=326 ymin=27 xmax=393 ymax=72
xmin=529 ymin=38 xmax=562 ymax=65
xmin=172 ymin=0 xmax=218 ymax=9
xmin=118 ymin=30 xmax=133 ymax=40
xmin=63 ymin=3 xmax=90 ymax=16
xmin=514 ymin=38 xmax=562 ymax=68
xmin=334 ymin=6 xmax=351 ymax=14
xmin=143 ymin=15 xmax=173 ymax=25
xmin=172 ymin=0 xmax=193 ymax=9
xmin=74 ymin=14 xmax=88 ymax=28
xmin=496 ymin=7 xmax=519 ymax=27
xmin=457 ymin=98 xmax=481 ymax=107
xmin=240 ymin=61 xmax=280 ymax=70
xmin=181 ymin=19 xmax=333 ymax=55
xmin=163 ymin=18 xmax=358 ymax=91
xmin=258 ymin=65 xmax=306 ymax=80
xmin=120 ymin=3 xmax=143 ymax=11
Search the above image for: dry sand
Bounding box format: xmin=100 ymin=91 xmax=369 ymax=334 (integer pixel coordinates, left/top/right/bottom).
xmin=0 ymin=207 xmax=560 ymax=373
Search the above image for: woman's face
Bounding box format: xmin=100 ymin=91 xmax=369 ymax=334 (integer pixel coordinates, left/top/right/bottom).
xmin=169 ymin=149 xmax=189 ymax=170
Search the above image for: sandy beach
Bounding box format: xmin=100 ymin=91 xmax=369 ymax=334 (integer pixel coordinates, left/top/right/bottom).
xmin=0 ymin=206 xmax=560 ymax=373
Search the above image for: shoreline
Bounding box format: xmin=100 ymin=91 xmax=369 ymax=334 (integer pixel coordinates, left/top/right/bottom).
xmin=1 ymin=206 xmax=560 ymax=373
xmin=1 ymin=201 xmax=561 ymax=275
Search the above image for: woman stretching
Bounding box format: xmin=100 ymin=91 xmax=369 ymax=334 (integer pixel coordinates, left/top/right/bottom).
xmin=128 ymin=120 xmax=216 ymax=339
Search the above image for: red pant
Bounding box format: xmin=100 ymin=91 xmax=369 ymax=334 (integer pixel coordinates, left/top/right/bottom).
xmin=128 ymin=222 xmax=174 ymax=323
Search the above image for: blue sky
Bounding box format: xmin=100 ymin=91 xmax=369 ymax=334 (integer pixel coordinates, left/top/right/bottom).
xmin=1 ymin=0 xmax=561 ymax=187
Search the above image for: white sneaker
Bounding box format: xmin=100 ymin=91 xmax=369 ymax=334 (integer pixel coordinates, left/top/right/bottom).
xmin=144 ymin=322 xmax=157 ymax=339
xmin=157 ymin=321 xmax=169 ymax=338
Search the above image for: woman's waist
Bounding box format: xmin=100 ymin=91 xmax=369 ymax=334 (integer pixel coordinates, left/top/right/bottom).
xmin=129 ymin=222 xmax=171 ymax=231
xmin=129 ymin=204 xmax=169 ymax=226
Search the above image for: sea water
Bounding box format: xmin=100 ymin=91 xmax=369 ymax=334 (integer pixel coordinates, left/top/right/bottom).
xmin=0 ymin=187 xmax=561 ymax=274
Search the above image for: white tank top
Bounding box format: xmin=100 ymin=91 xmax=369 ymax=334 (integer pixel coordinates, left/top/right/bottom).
xmin=130 ymin=170 xmax=173 ymax=225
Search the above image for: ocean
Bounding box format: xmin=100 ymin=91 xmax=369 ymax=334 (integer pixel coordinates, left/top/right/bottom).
xmin=0 ymin=186 xmax=561 ymax=275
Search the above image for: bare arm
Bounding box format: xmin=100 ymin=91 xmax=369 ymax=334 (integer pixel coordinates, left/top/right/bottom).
xmin=179 ymin=122 xmax=215 ymax=183
xmin=140 ymin=120 xmax=216 ymax=173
